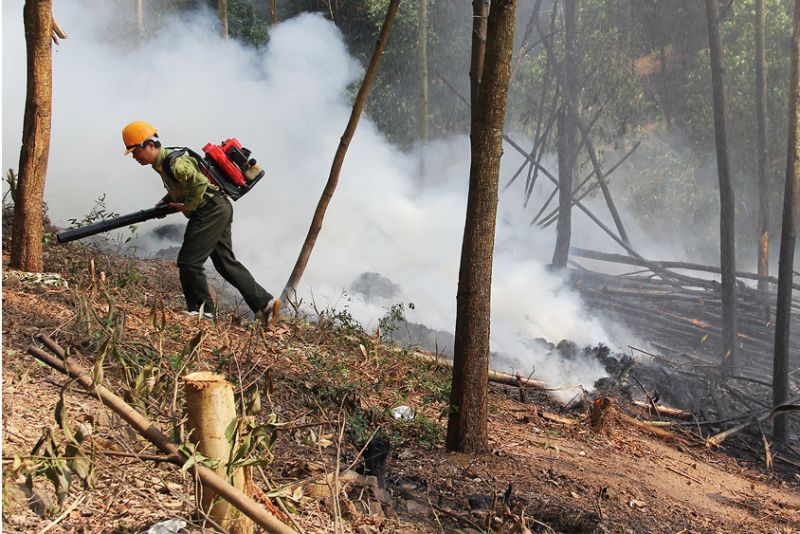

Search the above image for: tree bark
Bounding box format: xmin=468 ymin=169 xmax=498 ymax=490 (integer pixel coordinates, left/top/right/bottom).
xmin=270 ymin=0 xmax=278 ymax=25
xmin=552 ymin=0 xmax=579 ymax=268
xmin=470 ymin=0 xmax=490 ymax=124
xmin=447 ymin=0 xmax=517 ymax=454
xmin=755 ymin=0 xmax=770 ymax=293
xmin=281 ymin=0 xmax=400 ymax=303
xmin=218 ymin=0 xmax=229 ymax=39
xmin=184 ymin=373 xmax=252 ymax=534
xmin=418 ymin=0 xmax=429 ymax=145
xmin=705 ymin=0 xmax=738 ymax=370
xmin=418 ymin=0 xmax=429 ymax=181
xmin=10 ymin=0 xmax=53 ymax=273
xmin=136 ymin=0 xmax=143 ymax=33
xmin=773 ymin=0 xmax=800 ymax=444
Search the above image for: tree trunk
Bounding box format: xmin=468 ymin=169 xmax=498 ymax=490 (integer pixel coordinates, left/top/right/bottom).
xmin=470 ymin=0 xmax=490 ymax=124
xmin=281 ymin=0 xmax=400 ymax=303
xmin=755 ymin=0 xmax=770 ymax=293
xmin=270 ymin=0 xmax=278 ymax=25
xmin=10 ymin=0 xmax=53 ymax=273
xmin=705 ymin=0 xmax=738 ymax=370
xmin=184 ymin=373 xmax=252 ymax=534
xmin=218 ymin=0 xmax=229 ymax=39
xmin=418 ymin=0 xmax=429 ymax=180
xmin=552 ymin=0 xmax=579 ymax=268
xmin=773 ymin=0 xmax=800 ymax=444
xmin=136 ymin=0 xmax=143 ymax=33
xmin=658 ymin=46 xmax=674 ymax=131
xmin=447 ymin=0 xmax=517 ymax=454
xmin=418 ymin=0 xmax=429 ymax=145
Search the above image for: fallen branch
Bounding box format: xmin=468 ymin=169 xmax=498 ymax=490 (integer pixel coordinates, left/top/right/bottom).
xmin=705 ymin=397 xmax=800 ymax=448
xmin=570 ymin=246 xmax=794 ymax=291
xmin=40 ymin=494 xmax=86 ymax=534
xmin=633 ymin=401 xmax=694 ymax=420
xmin=411 ymin=350 xmax=580 ymax=392
xmin=28 ymin=335 xmax=296 ymax=534
xmin=665 ymin=465 xmax=703 ymax=485
xmin=618 ymin=413 xmax=690 ymax=445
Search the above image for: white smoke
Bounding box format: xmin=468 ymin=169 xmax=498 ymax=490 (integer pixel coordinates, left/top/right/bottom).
xmin=2 ymin=1 xmax=641 ymax=392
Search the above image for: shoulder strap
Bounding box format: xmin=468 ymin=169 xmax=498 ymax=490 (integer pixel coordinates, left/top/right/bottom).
xmin=162 ymin=147 xmax=189 ymax=181
xmin=162 ymin=146 xmax=225 ymax=197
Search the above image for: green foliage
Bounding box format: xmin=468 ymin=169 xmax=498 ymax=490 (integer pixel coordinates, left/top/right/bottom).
xmin=66 ymin=194 xmax=119 ymax=229
xmin=409 ymin=362 xmax=450 ymax=404
xmin=314 ymin=296 xmax=368 ymax=339
xmin=3 ymin=169 xmax=18 ymax=208
xmin=115 ymin=258 xmax=142 ymax=288
xmin=178 ymin=441 xmax=219 ymax=473
xmin=377 ymin=302 xmax=414 ymax=341
xmin=227 ymin=0 xmax=271 ymax=48
xmin=225 ymin=416 xmax=278 ymax=471
xmin=389 ymin=413 xmax=443 ymax=445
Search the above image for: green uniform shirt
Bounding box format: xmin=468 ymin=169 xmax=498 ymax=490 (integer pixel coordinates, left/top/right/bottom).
xmin=153 ymin=148 xmax=220 ymax=215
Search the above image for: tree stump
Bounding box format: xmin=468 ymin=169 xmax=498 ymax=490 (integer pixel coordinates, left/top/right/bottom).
xmin=184 ymin=372 xmax=252 ymax=534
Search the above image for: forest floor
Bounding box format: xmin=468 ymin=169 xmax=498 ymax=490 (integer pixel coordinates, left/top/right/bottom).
xmin=2 ymin=228 xmax=800 ymax=534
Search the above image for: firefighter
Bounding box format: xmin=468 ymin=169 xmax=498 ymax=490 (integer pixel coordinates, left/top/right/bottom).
xmin=122 ymin=120 xmax=281 ymax=324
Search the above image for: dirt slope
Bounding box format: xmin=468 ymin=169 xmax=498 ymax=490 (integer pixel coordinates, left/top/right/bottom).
xmin=2 ymin=241 xmax=799 ymax=533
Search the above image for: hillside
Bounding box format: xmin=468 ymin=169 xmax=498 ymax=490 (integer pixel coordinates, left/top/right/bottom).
xmin=2 ymin=236 xmax=800 ymax=533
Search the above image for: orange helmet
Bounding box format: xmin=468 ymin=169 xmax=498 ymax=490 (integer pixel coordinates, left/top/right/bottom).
xmin=122 ymin=121 xmax=158 ymax=155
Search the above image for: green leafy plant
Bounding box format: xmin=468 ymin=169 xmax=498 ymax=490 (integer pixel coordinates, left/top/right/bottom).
xmin=3 ymin=168 xmax=18 ymax=207
xmin=378 ymin=302 xmax=415 ymax=341
xmin=66 ymin=194 xmax=119 ymax=229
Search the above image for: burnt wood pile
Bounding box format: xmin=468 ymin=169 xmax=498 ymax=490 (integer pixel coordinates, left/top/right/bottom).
xmin=566 ymin=247 xmax=800 ymax=455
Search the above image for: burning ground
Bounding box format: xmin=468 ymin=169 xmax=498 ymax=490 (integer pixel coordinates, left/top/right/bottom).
xmin=2 ymin=217 xmax=800 ymax=533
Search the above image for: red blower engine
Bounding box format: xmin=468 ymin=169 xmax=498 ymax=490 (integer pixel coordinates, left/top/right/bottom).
xmin=201 ymin=138 xmax=265 ymax=200
xmin=164 ymin=139 xmax=266 ymax=200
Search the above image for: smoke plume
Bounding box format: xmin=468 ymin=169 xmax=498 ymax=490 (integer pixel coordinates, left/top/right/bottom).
xmin=3 ymin=1 xmax=640 ymax=393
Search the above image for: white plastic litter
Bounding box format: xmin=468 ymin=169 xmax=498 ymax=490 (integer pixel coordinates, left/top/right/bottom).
xmin=391 ymin=405 xmax=415 ymax=420
xmin=146 ymin=518 xmax=187 ymax=534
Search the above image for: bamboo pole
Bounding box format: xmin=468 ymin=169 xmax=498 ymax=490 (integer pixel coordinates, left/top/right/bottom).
xmin=184 ymin=372 xmax=252 ymax=534
xmin=28 ymin=336 xmax=296 ymax=534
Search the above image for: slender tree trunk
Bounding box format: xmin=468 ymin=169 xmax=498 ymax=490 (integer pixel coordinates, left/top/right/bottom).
xmin=418 ymin=0 xmax=429 ymax=144
xmin=270 ymin=0 xmax=278 ymax=25
xmin=773 ymin=0 xmax=800 ymax=445
xmin=755 ymin=0 xmax=770 ymax=293
xmin=658 ymin=46 xmax=674 ymax=131
xmin=447 ymin=0 xmax=517 ymax=454
xmin=705 ymin=0 xmax=738 ymax=370
xmin=281 ymin=0 xmax=400 ymax=303
xmin=10 ymin=0 xmax=53 ymax=273
xmin=470 ymin=0 xmax=490 ymax=123
xmin=418 ymin=0 xmax=429 ymax=180
xmin=578 ymin=120 xmax=629 ymax=245
xmin=135 ymin=0 xmax=143 ymax=33
xmin=552 ymin=0 xmax=579 ymax=268
xmin=552 ymin=109 xmax=572 ymax=266
xmin=218 ymin=0 xmax=229 ymax=39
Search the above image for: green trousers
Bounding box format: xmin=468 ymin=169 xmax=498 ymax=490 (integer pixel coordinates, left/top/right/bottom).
xmin=176 ymin=195 xmax=272 ymax=313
